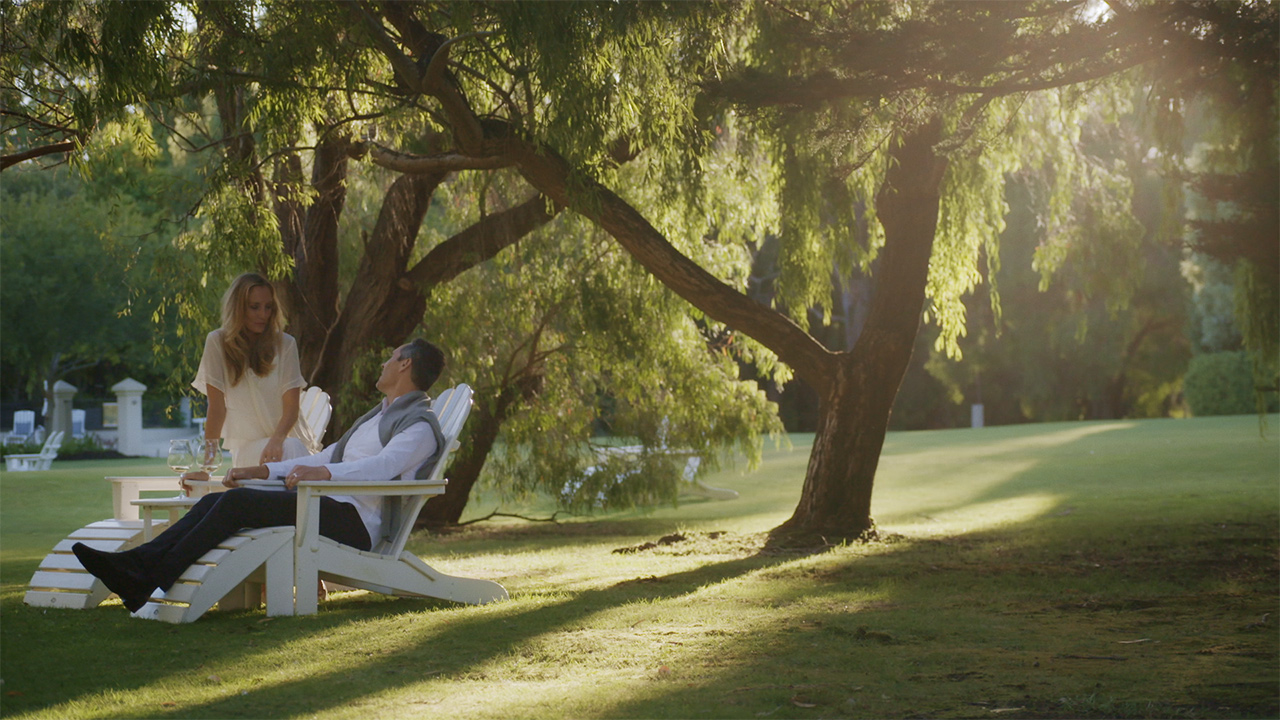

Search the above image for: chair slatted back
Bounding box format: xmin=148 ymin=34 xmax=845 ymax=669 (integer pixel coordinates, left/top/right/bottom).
xmin=378 ymin=384 xmax=473 ymax=557
xmin=10 ymin=411 xmax=35 ymax=443
xmin=298 ymin=387 xmax=332 ymax=453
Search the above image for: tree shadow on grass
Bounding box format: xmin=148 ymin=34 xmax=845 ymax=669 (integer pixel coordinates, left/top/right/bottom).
xmin=153 ymin=512 xmax=1275 ymax=720
xmin=1 ymin=544 xmax=815 ymax=719
xmin=4 ymin=418 xmax=1274 ymax=718
xmin=4 ymin=510 xmax=1274 ymax=719
xmin=591 ymin=521 xmax=1279 ymax=720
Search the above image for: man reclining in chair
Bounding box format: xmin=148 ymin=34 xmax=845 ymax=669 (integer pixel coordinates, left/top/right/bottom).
xmin=73 ymin=339 xmax=447 ymax=613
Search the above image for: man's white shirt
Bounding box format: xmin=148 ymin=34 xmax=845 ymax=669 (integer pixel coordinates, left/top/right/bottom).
xmin=263 ymin=399 xmax=436 ymax=544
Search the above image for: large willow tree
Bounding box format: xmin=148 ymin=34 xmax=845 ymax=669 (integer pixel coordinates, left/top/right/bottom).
xmin=4 ymin=1 xmax=1273 ymax=543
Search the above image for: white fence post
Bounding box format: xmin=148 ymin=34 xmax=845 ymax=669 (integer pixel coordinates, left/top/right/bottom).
xmin=52 ymin=380 xmax=77 ymax=438
xmin=112 ymin=378 xmax=147 ymax=456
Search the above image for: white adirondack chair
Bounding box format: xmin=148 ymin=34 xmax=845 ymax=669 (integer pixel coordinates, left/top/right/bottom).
xmin=298 ymin=386 xmax=332 ymax=453
xmin=5 ymin=431 xmax=64 ymax=471
xmin=6 ymin=410 xmax=36 ymax=445
xmin=71 ymin=409 xmax=86 ymax=438
xmin=132 ymin=384 xmax=507 ymax=623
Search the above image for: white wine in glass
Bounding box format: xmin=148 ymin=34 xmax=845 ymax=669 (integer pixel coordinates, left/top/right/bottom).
xmin=199 ymin=440 xmax=223 ymax=475
xmin=167 ymin=439 xmax=195 ymax=475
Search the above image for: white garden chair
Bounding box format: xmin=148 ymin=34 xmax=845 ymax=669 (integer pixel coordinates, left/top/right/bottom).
xmin=6 ymin=410 xmax=36 ymax=445
xmin=298 ymin=386 xmax=332 ymax=453
xmin=5 ymin=431 xmax=64 ymax=472
xmin=130 ymin=384 xmax=507 ymax=623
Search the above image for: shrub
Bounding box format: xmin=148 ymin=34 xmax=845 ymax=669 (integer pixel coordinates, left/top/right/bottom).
xmin=0 ymin=441 xmax=41 ymax=459
xmin=58 ymin=435 xmax=127 ymax=461
xmin=1183 ymin=351 xmax=1275 ymax=416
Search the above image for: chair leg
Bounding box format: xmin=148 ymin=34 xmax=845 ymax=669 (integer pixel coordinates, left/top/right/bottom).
xmin=294 ymin=550 xmax=319 ymax=615
xmin=264 ymin=542 xmax=294 ymax=616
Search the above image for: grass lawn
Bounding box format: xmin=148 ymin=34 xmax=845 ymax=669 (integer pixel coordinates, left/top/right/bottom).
xmin=1 ymin=416 xmax=1276 ymax=719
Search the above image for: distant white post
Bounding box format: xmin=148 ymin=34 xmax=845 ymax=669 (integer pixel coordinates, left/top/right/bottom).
xmin=52 ymin=380 xmax=77 ymax=438
xmin=112 ymin=378 xmax=147 ymax=456
xmin=970 ymin=403 xmax=985 ymax=429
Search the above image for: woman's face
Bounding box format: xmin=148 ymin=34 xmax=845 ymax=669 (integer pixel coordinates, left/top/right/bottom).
xmin=244 ymin=285 xmax=275 ymax=336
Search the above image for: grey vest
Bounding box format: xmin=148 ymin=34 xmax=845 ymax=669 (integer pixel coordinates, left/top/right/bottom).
xmin=329 ymin=391 xmax=444 ymax=480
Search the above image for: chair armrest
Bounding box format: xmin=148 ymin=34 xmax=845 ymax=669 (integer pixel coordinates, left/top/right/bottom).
xmin=293 ymin=480 xmax=447 ymax=497
xmin=105 ymin=476 xmax=183 ymax=520
xmin=293 ymin=480 xmax=447 ymax=549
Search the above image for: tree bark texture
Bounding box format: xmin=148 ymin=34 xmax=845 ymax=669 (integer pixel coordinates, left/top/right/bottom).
xmin=772 ymin=120 xmax=948 ymax=543
xmin=267 ymin=143 xmax=560 ymax=438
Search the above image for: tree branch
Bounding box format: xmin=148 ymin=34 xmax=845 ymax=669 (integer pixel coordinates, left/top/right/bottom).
xmin=511 ymin=143 xmax=837 ymax=392
xmin=350 ymin=140 xmax=513 ymax=173
xmin=455 ymin=508 xmax=568 ymax=526
xmin=1 ymin=140 xmax=79 ymax=171
xmin=403 ymin=193 xmax=563 ymax=290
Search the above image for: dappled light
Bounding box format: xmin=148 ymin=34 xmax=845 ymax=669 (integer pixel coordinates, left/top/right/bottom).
xmin=878 ymin=421 xmax=1138 ymax=532
xmin=3 ymin=416 xmax=1274 ymax=718
xmin=1 ymin=1 xmax=1276 ymax=713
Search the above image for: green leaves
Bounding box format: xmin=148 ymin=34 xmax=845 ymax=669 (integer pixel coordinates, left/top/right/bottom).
xmin=417 ymin=184 xmax=779 ymax=511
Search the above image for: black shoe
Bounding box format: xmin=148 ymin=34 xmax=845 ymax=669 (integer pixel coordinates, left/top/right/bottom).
xmin=71 ymin=543 xmax=155 ymax=613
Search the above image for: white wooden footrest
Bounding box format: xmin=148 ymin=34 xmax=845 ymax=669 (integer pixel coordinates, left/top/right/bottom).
xmin=25 ymin=519 xmax=171 ymax=610
xmin=132 ymin=527 xmax=295 ymax=624
xmin=301 ymin=536 xmax=509 ymax=606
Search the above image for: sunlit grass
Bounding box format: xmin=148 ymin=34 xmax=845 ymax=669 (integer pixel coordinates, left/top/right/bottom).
xmin=2 ymin=415 xmax=1276 ymax=719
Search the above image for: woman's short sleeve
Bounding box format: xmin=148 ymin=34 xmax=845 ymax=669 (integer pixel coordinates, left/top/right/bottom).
xmin=191 ymin=331 xmax=227 ymax=395
xmin=279 ymin=334 xmax=307 ymax=393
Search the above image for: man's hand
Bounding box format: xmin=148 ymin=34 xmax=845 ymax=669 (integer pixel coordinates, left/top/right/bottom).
xmin=224 ymin=465 xmax=269 ymax=489
xmin=285 ymin=465 xmax=331 ymax=490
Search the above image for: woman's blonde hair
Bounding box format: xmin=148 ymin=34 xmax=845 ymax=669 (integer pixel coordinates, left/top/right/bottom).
xmin=220 ymin=272 xmax=282 ymax=384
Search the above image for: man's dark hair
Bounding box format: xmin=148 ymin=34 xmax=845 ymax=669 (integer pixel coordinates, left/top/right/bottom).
xmin=400 ymin=339 xmax=445 ymax=392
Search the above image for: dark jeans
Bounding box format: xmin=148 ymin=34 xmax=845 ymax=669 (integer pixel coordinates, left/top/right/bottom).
xmin=125 ymin=488 xmax=371 ymax=591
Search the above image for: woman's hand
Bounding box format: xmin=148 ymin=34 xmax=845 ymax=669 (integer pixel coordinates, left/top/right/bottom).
xmin=179 ymin=471 xmax=210 ymax=496
xmin=259 ymin=436 xmax=286 ymax=464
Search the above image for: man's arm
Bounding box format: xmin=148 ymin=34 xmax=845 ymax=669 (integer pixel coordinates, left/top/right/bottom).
xmin=325 ymin=422 xmax=436 ymax=484
xmin=263 ymin=444 xmax=336 ymax=477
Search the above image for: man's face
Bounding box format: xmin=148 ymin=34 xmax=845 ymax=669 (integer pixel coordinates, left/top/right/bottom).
xmin=376 ymin=346 xmax=409 ymax=393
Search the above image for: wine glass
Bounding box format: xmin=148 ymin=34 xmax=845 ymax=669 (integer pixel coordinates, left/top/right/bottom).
xmin=198 ymin=439 xmax=223 ymax=476
xmin=168 ymin=439 xmax=196 ymax=496
xmin=168 ymin=438 xmax=195 ymax=474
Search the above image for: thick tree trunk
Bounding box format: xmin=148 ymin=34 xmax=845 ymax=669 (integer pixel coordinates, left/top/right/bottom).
xmin=773 ymin=355 xmax=898 ymax=542
xmin=300 ymin=171 xmax=442 ymax=429
xmin=276 ymin=139 xmax=347 ymax=384
xmin=278 ymin=162 xmax=560 ymax=434
xmin=771 ymin=119 xmax=948 ymax=543
xmin=512 ymin=118 xmax=947 ymax=544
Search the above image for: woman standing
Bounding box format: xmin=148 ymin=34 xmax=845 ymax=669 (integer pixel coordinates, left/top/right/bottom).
xmin=192 ymin=272 xmax=315 ymax=468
